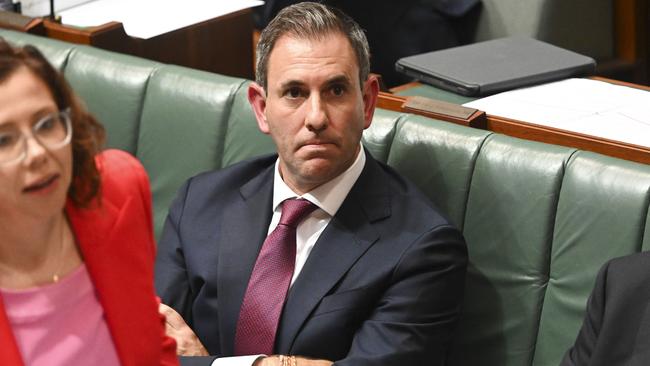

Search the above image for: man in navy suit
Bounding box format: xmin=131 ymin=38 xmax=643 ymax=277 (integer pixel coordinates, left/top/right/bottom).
xmin=155 ymin=3 xmax=467 ymax=366
xmin=562 ymin=252 xmax=650 ymax=365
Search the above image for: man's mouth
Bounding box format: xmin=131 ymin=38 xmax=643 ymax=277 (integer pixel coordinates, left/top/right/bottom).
xmin=301 ymin=139 xmax=335 ymax=148
xmin=23 ymin=174 xmax=60 ymax=193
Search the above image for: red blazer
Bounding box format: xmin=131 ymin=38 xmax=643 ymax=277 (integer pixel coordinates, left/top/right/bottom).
xmin=0 ymin=149 xmax=178 ymax=366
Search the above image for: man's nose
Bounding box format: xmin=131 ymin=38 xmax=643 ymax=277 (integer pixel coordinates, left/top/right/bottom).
xmin=305 ymin=95 xmax=328 ymax=132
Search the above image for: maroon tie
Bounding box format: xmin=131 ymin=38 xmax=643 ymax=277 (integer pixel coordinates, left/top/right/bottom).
xmin=234 ymin=198 xmax=317 ymax=355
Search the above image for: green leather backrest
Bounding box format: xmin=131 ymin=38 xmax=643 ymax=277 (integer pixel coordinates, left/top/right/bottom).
xmin=0 ymin=30 xmax=73 ymax=69
xmin=137 ymin=65 xmax=252 ymax=236
xmin=388 ymin=114 xmax=490 ymax=229
xmin=534 ymin=153 xmax=650 ymax=365
xmin=450 ymin=136 xmax=574 ymax=366
xmin=65 ymin=47 xmax=159 ymax=153
xmin=2 ymin=30 xmax=649 ymax=366
xmin=221 ymin=82 xmax=276 ymax=168
xmin=360 ymin=108 xmax=401 ymax=164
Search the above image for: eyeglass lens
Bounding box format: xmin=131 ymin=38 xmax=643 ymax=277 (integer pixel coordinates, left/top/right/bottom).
xmin=0 ymin=110 xmax=72 ymax=164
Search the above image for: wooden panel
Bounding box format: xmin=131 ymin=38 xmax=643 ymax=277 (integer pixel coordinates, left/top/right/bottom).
xmin=486 ymin=115 xmax=650 ymax=164
xmin=44 ymin=20 xmax=128 ymax=50
xmin=133 ymin=9 xmax=253 ymax=79
xmin=614 ymin=0 xmax=641 ymax=62
xmin=377 ymin=92 xmax=487 ymax=128
xmin=613 ymin=0 xmax=648 ymax=84
xmin=0 ymin=10 xmax=44 ymax=34
xmin=30 ymin=9 xmax=254 ymax=79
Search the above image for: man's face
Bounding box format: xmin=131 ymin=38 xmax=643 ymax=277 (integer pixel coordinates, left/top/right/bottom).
xmin=249 ymin=32 xmax=378 ymax=194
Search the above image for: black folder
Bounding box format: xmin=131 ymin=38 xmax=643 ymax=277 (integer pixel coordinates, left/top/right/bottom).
xmin=395 ymin=37 xmax=596 ymax=97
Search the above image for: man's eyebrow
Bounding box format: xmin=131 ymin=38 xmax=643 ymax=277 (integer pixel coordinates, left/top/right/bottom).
xmin=277 ymin=75 xmax=352 ymax=91
xmin=279 ymin=80 xmax=306 ymax=90
xmin=324 ymin=75 xmax=352 ymax=87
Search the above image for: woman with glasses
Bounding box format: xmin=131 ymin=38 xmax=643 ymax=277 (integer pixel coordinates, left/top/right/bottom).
xmin=0 ymin=39 xmax=178 ymax=365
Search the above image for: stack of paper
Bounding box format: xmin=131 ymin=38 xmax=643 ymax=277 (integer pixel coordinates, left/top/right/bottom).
xmin=463 ymin=78 xmax=650 ymax=148
xmin=57 ymin=0 xmax=263 ymax=39
xmin=19 ymin=0 xmax=91 ymax=17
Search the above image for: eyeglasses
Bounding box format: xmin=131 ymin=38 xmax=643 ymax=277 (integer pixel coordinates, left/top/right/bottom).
xmin=0 ymin=108 xmax=73 ymax=166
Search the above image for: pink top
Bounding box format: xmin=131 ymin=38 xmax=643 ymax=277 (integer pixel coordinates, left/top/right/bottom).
xmin=0 ymin=265 xmax=120 ymax=366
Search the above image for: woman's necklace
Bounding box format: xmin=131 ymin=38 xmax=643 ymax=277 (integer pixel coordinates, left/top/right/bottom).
xmin=51 ymin=219 xmax=67 ymax=283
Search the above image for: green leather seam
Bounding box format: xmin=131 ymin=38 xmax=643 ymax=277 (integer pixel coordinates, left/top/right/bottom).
xmin=640 ymin=190 xmax=650 ymax=251
xmin=133 ymin=65 xmax=163 ymax=157
xmin=529 ymin=149 xmax=575 ymax=365
xmin=632 ymin=164 xmax=650 ymax=252
xmin=377 ymin=112 xmax=404 ymax=163
xmin=543 ymin=148 xmax=579 ymax=283
xmin=56 ymin=46 xmax=74 ymax=73
xmin=218 ymin=79 xmax=250 ymax=170
xmin=60 ymin=47 xmax=80 ymax=82
xmin=459 ymin=131 xmax=493 ymax=232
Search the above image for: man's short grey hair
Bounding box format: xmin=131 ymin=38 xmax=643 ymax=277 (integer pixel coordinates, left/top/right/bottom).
xmin=255 ymin=2 xmax=371 ymax=90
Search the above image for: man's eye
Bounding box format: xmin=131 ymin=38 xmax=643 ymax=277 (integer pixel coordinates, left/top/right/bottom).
xmin=285 ymin=87 xmax=303 ymax=99
xmin=331 ymin=85 xmax=345 ymax=96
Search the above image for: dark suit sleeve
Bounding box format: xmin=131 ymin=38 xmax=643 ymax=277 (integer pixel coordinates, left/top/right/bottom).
xmin=155 ymin=179 xmax=196 ymax=321
xmin=560 ymin=261 xmax=610 ymax=366
xmin=156 ymin=180 xmax=222 ymax=366
xmin=335 ymin=225 xmax=467 ymax=366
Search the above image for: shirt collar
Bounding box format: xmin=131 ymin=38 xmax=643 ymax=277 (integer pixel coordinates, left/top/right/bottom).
xmin=272 ymin=147 xmax=366 ymax=216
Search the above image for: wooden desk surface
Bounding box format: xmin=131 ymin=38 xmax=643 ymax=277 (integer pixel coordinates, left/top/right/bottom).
xmin=390 ymin=82 xmax=475 ymax=105
xmin=383 ymin=79 xmax=650 ymax=165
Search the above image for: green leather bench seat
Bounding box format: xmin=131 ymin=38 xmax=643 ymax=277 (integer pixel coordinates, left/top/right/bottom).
xmin=2 ymin=30 xmax=649 ymax=366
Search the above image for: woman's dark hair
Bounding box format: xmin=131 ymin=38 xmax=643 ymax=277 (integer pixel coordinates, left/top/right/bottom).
xmin=0 ymin=37 xmax=105 ymax=206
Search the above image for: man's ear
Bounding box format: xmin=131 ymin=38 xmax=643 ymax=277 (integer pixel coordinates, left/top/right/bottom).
xmin=362 ymin=75 xmax=380 ymax=129
xmin=248 ymin=82 xmax=270 ymax=134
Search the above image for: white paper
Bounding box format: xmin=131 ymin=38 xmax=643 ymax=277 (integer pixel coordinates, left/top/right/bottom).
xmin=59 ymin=0 xmax=264 ymax=39
xmin=463 ymin=78 xmax=650 ymax=148
xmin=19 ymin=0 xmax=93 ymax=17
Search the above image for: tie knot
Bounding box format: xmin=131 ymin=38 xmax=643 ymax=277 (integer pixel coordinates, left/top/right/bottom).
xmin=279 ymin=199 xmax=317 ymax=228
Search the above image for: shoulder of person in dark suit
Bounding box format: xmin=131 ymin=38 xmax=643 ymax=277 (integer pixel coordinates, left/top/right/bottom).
xmin=561 ymin=252 xmax=650 ymax=366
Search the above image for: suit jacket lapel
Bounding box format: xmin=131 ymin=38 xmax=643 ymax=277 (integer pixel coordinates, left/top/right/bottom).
xmin=217 ymin=164 xmax=275 ymax=356
xmin=67 ymin=195 xmax=160 ymax=366
xmin=67 ymin=199 xmax=131 ymax=356
xmin=275 ymin=155 xmax=390 ymax=353
xmin=0 ymin=301 xmax=24 ymax=365
xmin=0 ymin=200 xmax=123 ymax=366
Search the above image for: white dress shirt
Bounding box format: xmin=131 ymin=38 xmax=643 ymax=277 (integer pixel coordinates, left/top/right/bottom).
xmin=213 ymin=148 xmax=366 ymax=366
